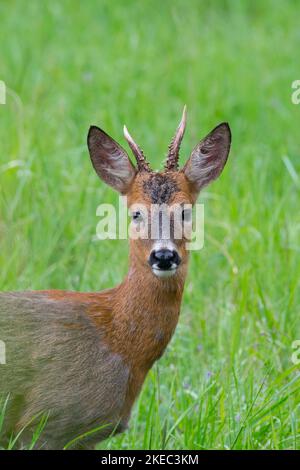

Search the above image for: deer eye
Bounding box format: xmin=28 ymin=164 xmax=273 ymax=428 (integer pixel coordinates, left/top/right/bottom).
xmin=132 ymin=211 xmax=143 ymax=222
xmin=182 ymin=208 xmax=192 ymax=222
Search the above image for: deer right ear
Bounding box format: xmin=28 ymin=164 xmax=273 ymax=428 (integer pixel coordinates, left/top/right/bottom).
xmin=87 ymin=126 xmax=137 ymax=194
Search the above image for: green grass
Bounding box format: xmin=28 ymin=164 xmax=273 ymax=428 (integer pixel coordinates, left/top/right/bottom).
xmin=1 ymin=0 xmax=300 ymax=450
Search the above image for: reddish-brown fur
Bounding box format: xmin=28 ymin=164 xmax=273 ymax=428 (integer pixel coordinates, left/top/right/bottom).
xmin=40 ymin=226 xmax=187 ymax=426
xmin=30 ymin=171 xmax=196 ymax=436
xmin=0 ymin=112 xmax=231 ymax=449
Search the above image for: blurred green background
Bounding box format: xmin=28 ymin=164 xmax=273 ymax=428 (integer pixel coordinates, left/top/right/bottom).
xmin=0 ymin=0 xmax=300 ymax=449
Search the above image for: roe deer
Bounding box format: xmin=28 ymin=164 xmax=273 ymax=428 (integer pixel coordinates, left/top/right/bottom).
xmin=0 ymin=107 xmax=231 ymax=449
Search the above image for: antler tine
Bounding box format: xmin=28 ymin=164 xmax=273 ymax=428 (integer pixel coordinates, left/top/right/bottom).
xmin=123 ymin=125 xmax=151 ymax=172
xmin=165 ymin=105 xmax=187 ymax=171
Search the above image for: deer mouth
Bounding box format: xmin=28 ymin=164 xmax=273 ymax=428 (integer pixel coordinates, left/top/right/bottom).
xmin=151 ymin=264 xmax=178 ymax=278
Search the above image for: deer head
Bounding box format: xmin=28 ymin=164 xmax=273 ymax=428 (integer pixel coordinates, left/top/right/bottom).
xmin=87 ymin=107 xmax=231 ymax=279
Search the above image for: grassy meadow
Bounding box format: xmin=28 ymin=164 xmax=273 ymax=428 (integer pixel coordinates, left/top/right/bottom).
xmin=0 ymin=0 xmax=300 ymax=449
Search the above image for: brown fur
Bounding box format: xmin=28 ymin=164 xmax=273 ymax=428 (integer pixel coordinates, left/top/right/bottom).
xmin=0 ymin=174 xmax=189 ymax=450
xmin=142 ymin=172 xmax=179 ymax=204
xmin=0 ymin=116 xmax=231 ymax=449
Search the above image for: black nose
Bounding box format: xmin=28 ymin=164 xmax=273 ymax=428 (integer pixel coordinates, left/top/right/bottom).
xmin=149 ymin=249 xmax=181 ymax=270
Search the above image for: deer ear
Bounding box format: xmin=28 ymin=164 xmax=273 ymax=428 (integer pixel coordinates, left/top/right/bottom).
xmin=87 ymin=126 xmax=137 ymax=194
xmin=183 ymin=123 xmax=231 ymax=195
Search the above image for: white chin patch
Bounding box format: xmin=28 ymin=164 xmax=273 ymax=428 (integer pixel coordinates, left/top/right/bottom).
xmin=152 ymin=267 xmax=177 ymax=278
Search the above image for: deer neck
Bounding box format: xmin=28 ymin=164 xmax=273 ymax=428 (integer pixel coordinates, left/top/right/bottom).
xmin=109 ymin=257 xmax=188 ymax=371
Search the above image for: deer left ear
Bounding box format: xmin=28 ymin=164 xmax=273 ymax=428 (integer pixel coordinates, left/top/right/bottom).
xmin=183 ymin=122 xmax=231 ymax=195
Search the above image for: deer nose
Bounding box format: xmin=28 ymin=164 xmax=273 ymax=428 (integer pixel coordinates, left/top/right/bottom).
xmin=149 ymin=249 xmax=181 ymax=271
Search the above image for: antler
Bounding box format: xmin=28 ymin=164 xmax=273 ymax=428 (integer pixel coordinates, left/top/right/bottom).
xmin=123 ymin=125 xmax=151 ymax=172
xmin=165 ymin=105 xmax=187 ymax=171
